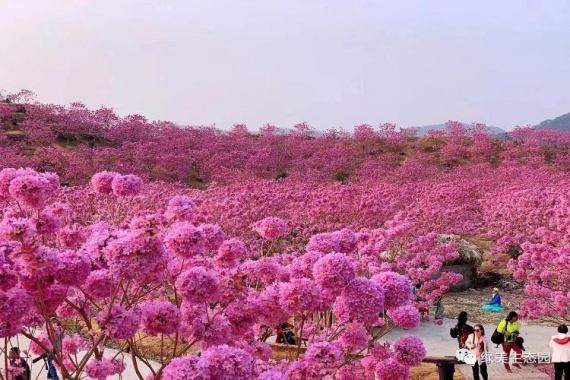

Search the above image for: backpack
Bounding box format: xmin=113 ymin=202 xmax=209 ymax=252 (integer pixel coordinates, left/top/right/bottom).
xmin=450 ymin=326 xmax=459 ymax=339
xmin=491 ymin=320 xmax=507 ymax=345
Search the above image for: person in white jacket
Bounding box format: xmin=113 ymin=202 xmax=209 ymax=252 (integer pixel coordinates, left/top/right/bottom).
xmin=549 ymin=324 xmax=570 ymax=380
xmin=465 ymin=324 xmax=489 ymax=380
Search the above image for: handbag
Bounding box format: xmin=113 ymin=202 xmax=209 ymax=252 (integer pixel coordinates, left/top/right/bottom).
xmin=450 ymin=326 xmax=459 ymax=339
xmin=491 ymin=319 xmax=508 ymax=346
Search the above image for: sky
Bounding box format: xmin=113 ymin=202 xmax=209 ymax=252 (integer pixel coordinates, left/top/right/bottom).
xmin=1 ymin=1 xmax=570 ymax=131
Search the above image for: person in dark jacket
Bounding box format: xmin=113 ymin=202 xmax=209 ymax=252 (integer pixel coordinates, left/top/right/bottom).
xmin=275 ymin=322 xmax=296 ymax=345
xmin=455 ymin=311 xmax=470 ymax=348
xmin=9 ymin=347 xmax=31 ymax=380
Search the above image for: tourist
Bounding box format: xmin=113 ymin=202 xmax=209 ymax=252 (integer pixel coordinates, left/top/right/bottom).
xmin=8 ymin=347 xmax=31 ymax=380
xmin=412 ymin=283 xmax=429 ymax=319
xmin=465 ymin=324 xmax=489 ymax=380
xmin=49 ymin=317 xmax=63 ymax=379
xmin=496 ymin=311 xmax=522 ymax=373
xmin=451 ymin=311 xmax=470 ymax=348
xmin=433 ymin=296 xmax=444 ymax=324
xmin=411 ymin=283 xmax=426 ymax=302
xmin=549 ymin=324 xmax=570 ymax=380
xmin=32 ymin=317 xmax=62 ymax=380
xmin=481 ymin=287 xmax=504 ymax=312
xmin=275 ymin=322 xmax=296 ymax=345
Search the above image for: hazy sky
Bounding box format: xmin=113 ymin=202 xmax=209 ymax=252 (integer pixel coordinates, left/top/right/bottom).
xmin=1 ymin=1 xmax=569 ymax=131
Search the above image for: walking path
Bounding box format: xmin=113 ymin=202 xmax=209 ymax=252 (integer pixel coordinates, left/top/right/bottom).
xmin=1 ymin=317 xmax=555 ymax=379
xmin=456 ymin=362 xmax=549 ymax=380
xmin=380 ymin=317 xmax=552 ymax=379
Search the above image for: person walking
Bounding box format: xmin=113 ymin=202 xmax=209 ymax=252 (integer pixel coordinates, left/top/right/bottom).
xmin=549 ymin=324 xmax=570 ymax=380
xmin=8 ymin=347 xmax=31 ymax=380
xmin=465 ymin=324 xmax=489 ymax=380
xmin=496 ymin=311 xmax=522 ymax=373
xmin=453 ymin=311 xmax=470 ymax=348
xmin=433 ymin=296 xmax=444 ymax=324
xmin=33 ymin=317 xmax=62 ymax=379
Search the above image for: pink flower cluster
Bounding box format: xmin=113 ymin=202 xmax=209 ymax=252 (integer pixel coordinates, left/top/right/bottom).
xmin=141 ymin=300 xmax=181 ymax=336
xmin=2 ymin=92 xmax=570 ymax=376
xmin=0 ymin=168 xmax=58 ymax=208
xmin=85 ymin=358 xmax=126 ymax=380
xmin=0 ymin=169 xmax=462 ymax=379
xmin=253 ymin=217 xmax=288 ymax=240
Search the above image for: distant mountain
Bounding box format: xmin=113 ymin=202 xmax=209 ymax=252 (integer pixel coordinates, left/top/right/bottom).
xmin=414 ymin=123 xmax=506 ymax=137
xmin=535 ymin=112 xmax=570 ymax=131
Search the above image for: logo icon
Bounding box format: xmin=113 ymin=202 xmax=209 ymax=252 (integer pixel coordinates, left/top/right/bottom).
xmin=455 ymin=349 xmax=477 ymax=365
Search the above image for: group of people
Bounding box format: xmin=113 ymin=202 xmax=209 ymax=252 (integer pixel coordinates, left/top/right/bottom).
xmin=8 ymin=347 xmax=59 ymax=380
xmin=452 ymin=310 xmax=570 ymax=380
xmin=452 ymin=311 xmax=490 ymax=379
xmin=411 ymin=283 xmax=444 ymax=323
xmin=6 ymin=317 xmax=62 ymax=380
xmin=413 ymin=285 xmax=502 ymax=325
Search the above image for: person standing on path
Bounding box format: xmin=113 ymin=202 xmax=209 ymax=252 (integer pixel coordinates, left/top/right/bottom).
xmin=454 ymin=311 xmax=470 ymax=348
xmin=496 ymin=311 xmax=522 ymax=373
xmin=33 ymin=316 xmax=63 ymax=379
xmin=48 ymin=317 xmax=63 ymax=380
xmin=465 ymin=324 xmax=489 ymax=380
xmin=433 ymin=296 xmax=444 ymax=324
xmin=8 ymin=347 xmax=31 ymax=380
xmin=411 ymin=283 xmax=426 ymax=302
xmin=549 ymin=324 xmax=570 ymax=380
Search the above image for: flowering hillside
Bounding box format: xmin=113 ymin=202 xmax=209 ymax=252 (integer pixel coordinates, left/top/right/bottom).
xmin=1 ymin=91 xmax=570 ymax=379
xmin=2 ymin=91 xmax=570 ymax=187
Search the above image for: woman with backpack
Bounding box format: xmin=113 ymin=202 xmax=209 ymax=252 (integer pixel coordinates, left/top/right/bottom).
xmin=465 ymin=324 xmax=490 ymax=380
xmin=496 ymin=311 xmax=522 ymax=373
xmin=450 ymin=311 xmax=470 ymax=348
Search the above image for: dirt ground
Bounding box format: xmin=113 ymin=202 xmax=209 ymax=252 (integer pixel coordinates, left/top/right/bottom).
xmin=442 ymin=286 xmax=567 ymax=326
xmin=410 ymin=363 xmax=465 ymax=380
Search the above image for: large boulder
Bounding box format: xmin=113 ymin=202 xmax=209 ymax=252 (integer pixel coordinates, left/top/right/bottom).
xmin=437 ymin=234 xmax=483 ymax=266
xmin=437 ymin=234 xmax=484 ymax=291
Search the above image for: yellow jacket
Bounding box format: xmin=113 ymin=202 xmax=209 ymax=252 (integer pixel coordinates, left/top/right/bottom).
xmin=497 ymin=319 xmax=520 ymax=344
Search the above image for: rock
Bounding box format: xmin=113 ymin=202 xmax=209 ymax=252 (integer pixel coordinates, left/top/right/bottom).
xmin=437 ymin=234 xmax=483 ymax=266
xmin=497 ymin=278 xmax=523 ymax=290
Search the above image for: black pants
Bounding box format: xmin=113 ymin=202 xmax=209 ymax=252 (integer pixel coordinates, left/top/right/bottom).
xmin=472 ymin=362 xmax=488 ymax=380
xmin=554 ymin=362 xmax=570 ymax=380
